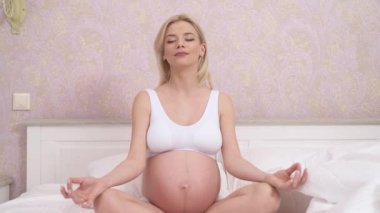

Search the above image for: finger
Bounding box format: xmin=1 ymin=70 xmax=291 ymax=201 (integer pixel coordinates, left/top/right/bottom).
xmin=70 ymin=177 xmax=84 ymax=184
xmin=66 ymin=179 xmax=73 ymax=194
xmin=60 ymin=185 xmax=70 ymax=198
xmin=81 ymin=201 xmax=94 ymax=209
xmin=279 ymin=178 xmax=293 ymax=190
xmin=292 ymin=170 xmax=301 ymax=188
xmin=81 ymin=201 xmax=87 ymax=208
xmin=300 ymin=169 xmax=308 ymax=185
xmin=71 ymin=193 xmax=85 ymax=205
xmin=68 ymin=192 xmax=79 ymax=204
xmin=273 ymin=175 xmax=292 ymax=190
xmin=86 ymin=195 xmax=95 ymax=209
xmin=286 ymin=163 xmax=301 ymax=175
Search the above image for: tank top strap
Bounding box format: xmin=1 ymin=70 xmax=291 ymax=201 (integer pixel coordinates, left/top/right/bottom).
xmin=146 ymin=89 xmax=165 ymax=119
xmin=203 ymin=90 xmax=219 ymax=119
xmin=145 ymin=89 xmax=157 ymax=105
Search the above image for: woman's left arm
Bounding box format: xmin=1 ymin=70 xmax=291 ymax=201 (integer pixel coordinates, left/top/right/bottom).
xmin=218 ymin=92 xmax=307 ymax=189
xmin=219 ymin=92 xmax=268 ymax=182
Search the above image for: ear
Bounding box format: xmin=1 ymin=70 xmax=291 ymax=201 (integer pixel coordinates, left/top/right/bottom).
xmin=200 ymin=43 xmax=206 ymax=57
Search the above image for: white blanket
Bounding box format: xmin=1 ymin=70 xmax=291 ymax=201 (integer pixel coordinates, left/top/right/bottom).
xmin=300 ymin=144 xmax=380 ymax=212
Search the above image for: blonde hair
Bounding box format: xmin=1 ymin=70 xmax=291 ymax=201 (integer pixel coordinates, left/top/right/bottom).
xmin=154 ymin=14 xmax=213 ymax=89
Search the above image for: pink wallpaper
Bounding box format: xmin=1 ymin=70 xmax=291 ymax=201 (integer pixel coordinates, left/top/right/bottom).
xmin=1 ymin=0 xmax=379 ymax=198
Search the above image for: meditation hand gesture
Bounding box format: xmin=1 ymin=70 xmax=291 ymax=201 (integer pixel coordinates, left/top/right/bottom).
xmin=266 ymin=163 xmax=308 ymax=190
xmin=60 ymin=177 xmax=107 ymax=209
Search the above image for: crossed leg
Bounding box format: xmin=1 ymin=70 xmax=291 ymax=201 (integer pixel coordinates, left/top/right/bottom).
xmin=95 ymin=183 xmax=280 ymax=213
xmin=94 ymin=188 xmax=164 ymax=213
xmin=206 ymin=183 xmax=281 ymax=213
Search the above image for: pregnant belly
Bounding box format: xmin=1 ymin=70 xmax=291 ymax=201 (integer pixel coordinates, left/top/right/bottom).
xmin=142 ymin=150 xmax=221 ymax=213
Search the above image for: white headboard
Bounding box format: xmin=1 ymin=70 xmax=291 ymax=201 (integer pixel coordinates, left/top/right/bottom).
xmin=26 ymin=120 xmax=380 ymax=191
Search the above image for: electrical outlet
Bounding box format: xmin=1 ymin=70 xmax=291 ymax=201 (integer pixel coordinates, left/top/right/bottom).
xmin=13 ymin=93 xmax=30 ymax=110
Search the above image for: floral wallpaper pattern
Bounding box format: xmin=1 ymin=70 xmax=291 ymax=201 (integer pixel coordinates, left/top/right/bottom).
xmin=0 ymin=0 xmax=379 ymax=198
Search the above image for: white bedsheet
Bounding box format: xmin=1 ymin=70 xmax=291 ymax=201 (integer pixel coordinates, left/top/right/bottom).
xmin=300 ymin=144 xmax=380 ymax=212
xmin=1 ymin=143 xmax=379 ymax=213
xmin=0 ymin=184 xmax=91 ymax=213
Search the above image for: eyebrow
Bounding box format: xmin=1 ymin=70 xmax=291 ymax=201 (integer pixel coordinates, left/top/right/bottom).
xmin=166 ymin=32 xmax=195 ymax=38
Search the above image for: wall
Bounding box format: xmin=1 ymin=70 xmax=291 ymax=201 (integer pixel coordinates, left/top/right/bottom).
xmin=0 ymin=0 xmax=379 ymax=198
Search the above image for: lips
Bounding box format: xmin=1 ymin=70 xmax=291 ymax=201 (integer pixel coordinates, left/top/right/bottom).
xmin=174 ymin=51 xmax=189 ymax=56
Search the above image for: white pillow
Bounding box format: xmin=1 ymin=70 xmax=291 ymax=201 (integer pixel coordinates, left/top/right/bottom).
xmin=87 ymin=153 xmax=126 ymax=177
xmin=87 ymin=153 xmax=143 ymax=197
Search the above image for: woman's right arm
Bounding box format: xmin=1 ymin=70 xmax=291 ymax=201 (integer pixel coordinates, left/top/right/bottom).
xmin=100 ymin=90 xmax=151 ymax=188
xmin=61 ymin=91 xmax=151 ymax=207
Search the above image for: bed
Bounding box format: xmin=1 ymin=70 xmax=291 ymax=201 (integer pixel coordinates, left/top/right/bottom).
xmin=0 ymin=119 xmax=379 ymax=212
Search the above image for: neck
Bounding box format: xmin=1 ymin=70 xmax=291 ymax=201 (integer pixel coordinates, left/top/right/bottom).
xmin=168 ymin=65 xmax=201 ymax=93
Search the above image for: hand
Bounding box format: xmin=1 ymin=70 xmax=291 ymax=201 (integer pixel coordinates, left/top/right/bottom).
xmin=60 ymin=176 xmax=107 ymax=209
xmin=265 ymin=163 xmax=308 ymax=190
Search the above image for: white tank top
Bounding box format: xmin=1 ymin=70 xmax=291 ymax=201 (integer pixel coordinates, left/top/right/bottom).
xmin=146 ymin=89 xmax=222 ymax=159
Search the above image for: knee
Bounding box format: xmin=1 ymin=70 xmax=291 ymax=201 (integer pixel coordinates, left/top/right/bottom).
xmin=249 ymin=183 xmax=281 ymax=212
xmin=257 ymin=183 xmax=281 ymax=211
xmin=94 ymin=188 xmax=117 ymax=211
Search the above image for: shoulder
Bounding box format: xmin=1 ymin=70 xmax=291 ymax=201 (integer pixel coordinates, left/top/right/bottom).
xmin=217 ymin=91 xmax=235 ymax=114
xmin=134 ymin=89 xmax=150 ymax=101
xmin=132 ymin=89 xmax=151 ymax=110
xmin=217 ymin=91 xmax=233 ymax=106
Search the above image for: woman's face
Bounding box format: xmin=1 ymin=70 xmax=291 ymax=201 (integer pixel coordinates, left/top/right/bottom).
xmin=163 ymin=21 xmax=205 ymax=70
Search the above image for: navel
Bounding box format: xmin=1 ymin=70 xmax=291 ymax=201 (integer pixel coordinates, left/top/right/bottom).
xmin=182 ymin=152 xmax=191 ymax=191
xmin=181 ymin=183 xmax=190 ymax=189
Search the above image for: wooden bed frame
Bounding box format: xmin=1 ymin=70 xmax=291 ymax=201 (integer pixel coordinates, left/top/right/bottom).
xmin=25 ymin=120 xmax=380 ymax=212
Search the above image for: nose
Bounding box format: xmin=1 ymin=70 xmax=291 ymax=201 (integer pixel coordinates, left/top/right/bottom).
xmin=176 ymin=39 xmax=184 ymax=48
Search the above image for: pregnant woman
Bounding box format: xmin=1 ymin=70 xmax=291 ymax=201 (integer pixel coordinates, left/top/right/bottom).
xmin=61 ymin=14 xmax=307 ymax=213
